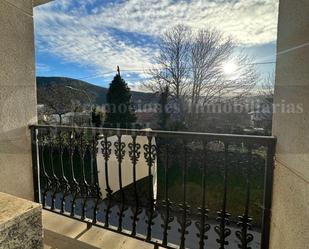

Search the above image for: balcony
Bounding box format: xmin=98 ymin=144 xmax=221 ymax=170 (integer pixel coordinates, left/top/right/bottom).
xmin=29 ymin=125 xmax=276 ymax=249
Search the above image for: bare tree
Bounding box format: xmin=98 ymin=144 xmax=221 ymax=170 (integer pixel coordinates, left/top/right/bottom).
xmin=144 ymin=25 xmax=191 ymax=120
xmin=190 ymin=29 xmax=232 ymax=109
xmin=39 ymin=84 xmax=87 ymax=125
xmin=144 ymin=25 xmax=259 ymax=128
xmin=259 ymin=72 xmax=274 ymax=102
xmin=191 ymin=31 xmax=257 ymax=105
xmin=242 ymin=72 xmax=275 ymax=134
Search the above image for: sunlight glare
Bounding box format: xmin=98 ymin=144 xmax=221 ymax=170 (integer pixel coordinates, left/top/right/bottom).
xmin=223 ymin=61 xmax=238 ymax=75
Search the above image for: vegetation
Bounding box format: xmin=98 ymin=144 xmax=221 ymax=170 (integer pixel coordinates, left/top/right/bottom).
xmin=91 ymin=107 xmax=104 ymax=127
xmin=38 ymin=83 xmax=87 ymax=125
xmin=258 ymin=73 xmax=275 ymax=134
xmin=144 ymin=25 xmax=259 ymax=131
xmin=104 ymin=70 xmax=137 ymax=128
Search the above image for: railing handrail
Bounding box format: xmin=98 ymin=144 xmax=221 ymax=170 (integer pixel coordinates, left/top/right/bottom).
xmin=29 ymin=124 xmax=276 ymax=145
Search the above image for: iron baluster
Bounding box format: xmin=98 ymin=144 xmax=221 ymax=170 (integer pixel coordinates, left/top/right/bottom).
xmin=49 ymin=129 xmax=60 ymax=210
xmin=261 ymin=141 xmax=276 ymax=249
xmin=161 ymin=144 xmax=174 ymax=246
xmin=144 ymin=136 xmax=157 ymax=242
xmin=89 ymin=132 xmax=98 ymax=186
xmin=91 ymin=132 xmax=101 ymax=224
xmin=31 ymin=127 xmax=40 ymax=202
xmin=236 ymin=143 xmax=254 ymax=249
xmin=101 ymin=134 xmax=113 ymax=227
xmin=195 ymin=140 xmax=211 ymax=249
xmin=69 ymin=130 xmax=80 ymax=217
xmin=215 ymin=142 xmax=231 ymax=249
xmin=178 ymin=140 xmax=191 ymax=249
xmin=128 ymin=135 xmax=142 ymax=236
xmin=77 ymin=131 xmax=91 ymax=220
xmin=57 ymin=131 xmax=70 ymax=213
xmin=114 ymin=134 xmax=127 ymax=231
xmin=38 ymin=130 xmax=51 ymax=207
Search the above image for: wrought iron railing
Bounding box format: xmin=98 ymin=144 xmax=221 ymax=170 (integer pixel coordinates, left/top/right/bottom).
xmin=30 ymin=125 xmax=276 ymax=249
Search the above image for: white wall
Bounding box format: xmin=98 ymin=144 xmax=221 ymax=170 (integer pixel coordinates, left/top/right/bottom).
xmin=97 ymin=135 xmax=157 ymax=200
xmin=271 ymin=0 xmax=309 ymax=248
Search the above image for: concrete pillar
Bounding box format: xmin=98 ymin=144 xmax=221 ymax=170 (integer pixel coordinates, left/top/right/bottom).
xmin=271 ymin=0 xmax=309 ymax=248
xmin=0 ymin=0 xmax=37 ymax=200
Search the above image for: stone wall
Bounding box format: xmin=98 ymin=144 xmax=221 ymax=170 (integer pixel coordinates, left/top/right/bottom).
xmin=271 ymin=0 xmax=309 ymax=248
xmin=0 ymin=192 xmax=42 ymax=248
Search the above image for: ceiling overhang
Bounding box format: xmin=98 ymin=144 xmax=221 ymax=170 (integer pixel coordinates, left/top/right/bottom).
xmin=33 ymin=0 xmax=53 ymax=7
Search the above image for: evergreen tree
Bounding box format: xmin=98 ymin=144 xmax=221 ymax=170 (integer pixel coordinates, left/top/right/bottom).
xmin=104 ymin=67 xmax=137 ymax=128
xmin=91 ymin=107 xmax=104 ymax=127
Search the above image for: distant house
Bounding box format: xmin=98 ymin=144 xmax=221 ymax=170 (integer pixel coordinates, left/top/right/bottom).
xmin=248 ymin=104 xmax=272 ymax=129
xmin=40 ymin=111 xmax=90 ymax=125
xmin=135 ymin=107 xmax=159 ymax=129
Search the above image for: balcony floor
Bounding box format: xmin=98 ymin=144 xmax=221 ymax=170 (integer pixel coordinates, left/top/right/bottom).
xmin=43 ymin=210 xmax=159 ymax=249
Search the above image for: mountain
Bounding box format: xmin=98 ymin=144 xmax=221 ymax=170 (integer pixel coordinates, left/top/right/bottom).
xmin=36 ymin=76 xmax=157 ymax=106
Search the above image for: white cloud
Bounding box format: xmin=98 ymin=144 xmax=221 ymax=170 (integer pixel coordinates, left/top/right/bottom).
xmin=87 ymin=0 xmax=279 ymax=45
xmin=36 ymin=63 xmax=51 ymax=73
xmin=35 ymin=5 xmax=155 ymax=77
xmin=34 ymin=0 xmax=279 ymax=78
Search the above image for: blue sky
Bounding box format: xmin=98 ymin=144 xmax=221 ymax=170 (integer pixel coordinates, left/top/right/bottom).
xmin=34 ymin=0 xmax=279 ymax=89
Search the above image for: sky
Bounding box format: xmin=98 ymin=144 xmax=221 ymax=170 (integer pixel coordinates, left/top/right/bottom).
xmin=34 ymin=0 xmax=279 ymax=89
